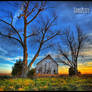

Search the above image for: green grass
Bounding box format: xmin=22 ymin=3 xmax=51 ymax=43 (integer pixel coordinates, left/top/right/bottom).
xmin=0 ymin=76 xmax=92 ymax=91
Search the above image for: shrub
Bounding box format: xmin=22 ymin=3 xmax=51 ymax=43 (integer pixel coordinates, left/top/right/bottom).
xmin=0 ymin=75 xmax=11 ymax=79
xmin=69 ymin=67 xmax=81 ymax=76
xmin=69 ymin=67 xmax=76 ymax=76
xmin=27 ymin=68 xmax=36 ymax=78
xmin=11 ymin=59 xmax=23 ymax=78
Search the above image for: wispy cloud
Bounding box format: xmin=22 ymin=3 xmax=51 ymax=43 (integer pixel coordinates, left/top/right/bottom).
xmin=13 ymin=3 xmax=24 ymax=26
xmin=0 ymin=63 xmax=13 ymax=73
xmin=78 ymin=61 xmax=92 ymax=67
xmin=0 ymin=47 xmax=8 ymax=55
xmin=0 ymin=55 xmax=16 ymax=63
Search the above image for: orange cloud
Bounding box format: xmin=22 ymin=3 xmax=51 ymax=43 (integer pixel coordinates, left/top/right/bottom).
xmin=58 ymin=61 xmax=92 ymax=74
xmin=78 ymin=61 xmax=92 ymax=74
xmin=80 ymin=49 xmax=92 ymax=56
xmin=58 ymin=65 xmax=69 ymax=74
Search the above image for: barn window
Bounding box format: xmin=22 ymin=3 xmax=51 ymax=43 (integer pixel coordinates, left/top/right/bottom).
xmin=38 ymin=67 xmax=42 ymax=74
xmin=54 ymin=70 xmax=56 ymax=74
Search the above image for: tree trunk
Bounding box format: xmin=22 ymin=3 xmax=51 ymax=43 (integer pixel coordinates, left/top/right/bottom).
xmin=69 ymin=63 xmax=78 ymax=76
xmin=74 ymin=62 xmax=78 ymax=75
xmin=21 ymin=17 xmax=28 ymax=78
xmin=28 ymin=42 xmax=43 ymax=71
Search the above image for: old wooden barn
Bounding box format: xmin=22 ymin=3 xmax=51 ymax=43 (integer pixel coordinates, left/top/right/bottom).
xmin=36 ymin=55 xmax=58 ymax=74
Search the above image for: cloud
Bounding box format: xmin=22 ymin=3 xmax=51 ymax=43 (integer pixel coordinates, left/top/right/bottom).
xmin=0 ymin=63 xmax=12 ymax=67
xmin=88 ymin=33 xmax=92 ymax=36
xmin=58 ymin=61 xmax=92 ymax=74
xmin=78 ymin=61 xmax=92 ymax=74
xmin=58 ymin=65 xmax=69 ymax=74
xmin=0 ymin=55 xmax=15 ymax=63
xmin=0 ymin=47 xmax=8 ymax=55
xmin=13 ymin=3 xmax=24 ymax=26
xmin=0 ymin=47 xmax=7 ymax=54
xmin=80 ymin=50 xmax=92 ymax=57
xmin=6 ymin=55 xmax=33 ymax=64
xmin=78 ymin=61 xmax=92 ymax=67
xmin=56 ymin=1 xmax=92 ymax=33
xmin=0 ymin=63 xmax=13 ymax=73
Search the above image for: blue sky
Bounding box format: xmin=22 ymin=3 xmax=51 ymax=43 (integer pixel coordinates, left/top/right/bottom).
xmin=0 ymin=1 xmax=92 ymax=74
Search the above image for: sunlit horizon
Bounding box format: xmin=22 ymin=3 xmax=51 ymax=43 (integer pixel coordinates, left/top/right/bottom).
xmin=0 ymin=60 xmax=92 ymax=75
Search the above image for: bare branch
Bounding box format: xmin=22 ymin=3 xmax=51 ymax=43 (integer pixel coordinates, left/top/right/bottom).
xmin=0 ymin=32 xmax=24 ymax=47
xmin=28 ymin=14 xmax=58 ymax=68
xmin=58 ymin=47 xmax=73 ymax=67
xmin=60 ymin=60 xmax=72 ymax=67
xmin=45 ymin=16 xmax=57 ymax=31
xmin=0 ymin=19 xmax=23 ymax=43
xmin=26 ymin=7 xmax=35 ymax=17
xmin=26 ymin=33 xmax=38 ymax=38
xmin=57 ymin=25 xmax=88 ymax=71
xmin=9 ymin=12 xmax=13 ymax=25
xmin=43 ymin=32 xmax=59 ymax=43
xmin=27 ymin=9 xmax=42 ymax=25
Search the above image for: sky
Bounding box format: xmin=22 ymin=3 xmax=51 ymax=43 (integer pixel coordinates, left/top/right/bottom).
xmin=0 ymin=1 xmax=92 ymax=74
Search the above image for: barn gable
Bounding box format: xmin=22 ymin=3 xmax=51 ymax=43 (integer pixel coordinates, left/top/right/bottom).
xmin=36 ymin=54 xmax=58 ymax=65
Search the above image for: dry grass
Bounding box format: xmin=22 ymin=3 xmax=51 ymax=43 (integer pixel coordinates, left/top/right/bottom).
xmin=0 ymin=75 xmax=92 ymax=91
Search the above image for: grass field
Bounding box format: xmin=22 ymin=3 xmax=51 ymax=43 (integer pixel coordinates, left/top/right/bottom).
xmin=0 ymin=75 xmax=92 ymax=91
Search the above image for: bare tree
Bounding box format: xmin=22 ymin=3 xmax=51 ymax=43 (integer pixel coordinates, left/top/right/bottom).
xmin=0 ymin=1 xmax=60 ymax=77
xmin=28 ymin=14 xmax=60 ymax=71
xmin=56 ymin=25 xmax=88 ymax=75
xmin=0 ymin=1 xmax=46 ymax=77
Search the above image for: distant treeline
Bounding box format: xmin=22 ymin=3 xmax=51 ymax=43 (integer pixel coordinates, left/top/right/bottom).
xmin=0 ymin=75 xmax=12 ymax=79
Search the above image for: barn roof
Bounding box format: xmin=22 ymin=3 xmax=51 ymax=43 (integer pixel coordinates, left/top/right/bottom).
xmin=36 ymin=54 xmax=58 ymax=65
